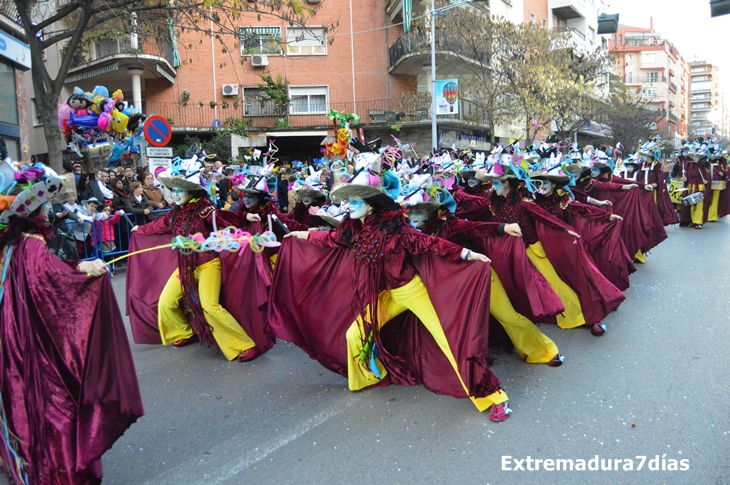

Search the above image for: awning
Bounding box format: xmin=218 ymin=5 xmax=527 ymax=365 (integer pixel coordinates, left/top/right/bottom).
xmin=265 ymin=130 xmax=329 ymax=137
xmin=65 ymin=62 xmax=119 ymax=83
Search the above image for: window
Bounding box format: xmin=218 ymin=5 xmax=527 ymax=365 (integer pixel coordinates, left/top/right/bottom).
xmin=629 ymin=89 xmax=636 ymax=96
xmin=0 ymin=61 xmax=18 ymax=126
xmin=529 ymin=12 xmax=536 ymax=24
xmin=31 ymin=99 xmax=42 ymax=126
xmin=242 ymin=88 xmax=277 ymax=116
xmin=289 ymin=86 xmax=328 ymax=115
xmin=286 ymin=27 xmax=326 ymax=55
xmin=647 ymin=72 xmax=659 ymax=83
xmin=589 ymin=26 xmax=595 ymax=42
xmin=240 ymin=27 xmax=282 ymax=55
xmin=642 ymin=88 xmax=657 ymax=98
xmin=627 ymin=72 xmax=633 ymax=82
xmin=540 ymin=19 xmax=546 ymax=29
xmin=641 ymin=53 xmax=656 ymax=64
xmin=627 ymin=54 xmax=634 ymax=62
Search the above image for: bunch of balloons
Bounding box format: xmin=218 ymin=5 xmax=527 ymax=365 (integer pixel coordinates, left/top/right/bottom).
xmin=58 ymin=85 xmax=148 ymax=163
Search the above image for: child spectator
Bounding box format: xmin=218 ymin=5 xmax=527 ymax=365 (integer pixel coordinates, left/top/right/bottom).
xmin=224 ymin=191 xmax=239 ymax=210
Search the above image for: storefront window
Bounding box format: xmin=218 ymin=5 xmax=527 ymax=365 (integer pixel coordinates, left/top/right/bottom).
xmin=0 ymin=60 xmax=18 ymax=126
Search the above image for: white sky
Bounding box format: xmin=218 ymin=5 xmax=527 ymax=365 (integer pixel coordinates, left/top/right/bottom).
xmin=606 ymin=0 xmax=730 ymax=88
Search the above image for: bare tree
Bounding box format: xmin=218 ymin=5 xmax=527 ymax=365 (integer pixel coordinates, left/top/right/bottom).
xmin=14 ymin=0 xmax=332 ymax=171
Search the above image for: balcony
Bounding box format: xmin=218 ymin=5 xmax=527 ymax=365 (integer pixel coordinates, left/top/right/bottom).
xmin=668 ymin=80 xmax=677 ymax=93
xmin=624 ymin=75 xmax=666 ymax=84
xmin=146 ymin=95 xmax=493 ymax=132
xmin=669 ymin=113 xmax=678 ymax=122
xmin=388 ymin=30 xmax=488 ymax=75
xmin=550 ymin=0 xmax=589 ymax=20
xmin=65 ymin=37 xmax=177 ymax=86
xmin=0 ymin=0 xmax=22 ymax=35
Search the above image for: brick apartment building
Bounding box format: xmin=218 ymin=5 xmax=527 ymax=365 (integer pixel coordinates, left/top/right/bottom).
xmin=609 ymin=23 xmax=691 ymax=146
xmin=32 ymin=0 xmax=528 ymax=163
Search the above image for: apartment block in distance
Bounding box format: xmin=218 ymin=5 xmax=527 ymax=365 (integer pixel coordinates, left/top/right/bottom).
xmin=688 ymin=59 xmax=723 ymax=138
xmin=609 ymin=23 xmax=690 ymax=146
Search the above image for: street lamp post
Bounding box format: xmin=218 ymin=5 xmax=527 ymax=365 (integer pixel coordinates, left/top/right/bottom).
xmin=430 ymin=0 xmax=438 ymax=152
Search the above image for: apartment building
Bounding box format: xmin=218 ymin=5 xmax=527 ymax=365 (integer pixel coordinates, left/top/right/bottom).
xmin=26 ymin=0 xmax=530 ymax=163
xmin=609 ymin=24 xmax=690 ymax=146
xmin=0 ymin=1 xmax=31 ymax=164
xmin=688 ymin=60 xmax=723 ymax=138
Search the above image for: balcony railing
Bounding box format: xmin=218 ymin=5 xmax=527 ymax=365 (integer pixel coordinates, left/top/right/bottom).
xmin=669 ymin=113 xmax=678 ymax=122
xmin=624 ymin=75 xmax=667 ymax=84
xmin=552 ymin=25 xmax=586 ymax=41
xmin=68 ymin=37 xmax=176 ymax=70
xmin=147 ymin=95 xmax=493 ymax=130
xmin=668 ymin=80 xmax=677 ymax=92
xmin=388 ymin=30 xmax=489 ymax=69
xmin=0 ymin=0 xmax=19 ymax=24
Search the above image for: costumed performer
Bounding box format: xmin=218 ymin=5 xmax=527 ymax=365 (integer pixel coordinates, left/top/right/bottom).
xmin=0 ymin=162 xmax=143 ymax=485
xmin=129 ymin=157 xmax=271 ymax=362
xmin=531 ymin=169 xmax=635 ymax=292
xmin=405 ymin=196 xmax=564 ymax=367
xmin=478 ymin=164 xmax=625 ymax=336
xmin=274 ymin=182 xmax=513 ymax=421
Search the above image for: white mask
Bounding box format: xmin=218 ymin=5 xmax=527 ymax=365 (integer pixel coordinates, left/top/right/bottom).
xmin=171 ymin=188 xmax=190 ymax=206
xmin=345 ymin=198 xmax=370 ymax=220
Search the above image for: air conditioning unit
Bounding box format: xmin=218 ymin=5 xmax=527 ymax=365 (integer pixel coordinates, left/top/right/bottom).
xmin=222 ymin=84 xmax=239 ymax=96
xmin=251 ymin=54 xmax=269 ymax=67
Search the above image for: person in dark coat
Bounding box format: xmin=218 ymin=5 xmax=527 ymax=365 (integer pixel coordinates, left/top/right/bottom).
xmin=124 ymin=181 xmax=152 ymax=225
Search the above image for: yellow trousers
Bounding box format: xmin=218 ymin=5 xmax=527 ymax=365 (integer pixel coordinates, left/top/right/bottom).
xmin=708 ymin=189 xmax=721 ymax=222
xmin=690 ymin=184 xmax=706 ymax=225
xmin=490 ymin=269 xmax=558 ymax=364
xmin=345 ymin=275 xmax=508 ymax=412
xmin=526 ymin=241 xmax=586 ymax=329
xmin=158 ymin=258 xmax=256 ymax=361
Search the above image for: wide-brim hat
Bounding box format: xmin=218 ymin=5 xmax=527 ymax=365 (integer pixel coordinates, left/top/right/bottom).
xmin=297 ymin=187 xmax=326 ymax=200
xmin=529 ymin=171 xmax=571 ymax=187
xmin=592 ymin=161 xmax=611 ymax=170
xmin=406 ymin=201 xmax=442 ymax=214
xmin=330 ymin=183 xmax=399 ymax=211
xmin=460 ymin=170 xmax=477 ymax=180
xmin=330 ymin=183 xmax=386 ymax=204
xmin=158 ymin=175 xmax=205 ymax=192
xmin=475 ymin=165 xmax=516 ymax=182
xmin=310 ymin=214 xmax=341 ymax=228
xmin=564 ymin=162 xmax=591 ymax=177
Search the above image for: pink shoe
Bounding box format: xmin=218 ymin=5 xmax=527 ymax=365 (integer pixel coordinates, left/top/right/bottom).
xmin=237 ymin=347 xmax=262 ymax=362
xmin=171 ymin=335 xmax=199 ymax=348
xmin=489 ymin=401 xmax=513 ymax=421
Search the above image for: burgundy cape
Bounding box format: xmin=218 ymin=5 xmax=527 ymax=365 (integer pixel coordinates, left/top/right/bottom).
xmin=439 ymin=219 xmax=564 ymax=323
xmin=126 ymin=223 xmax=275 ymax=353
xmin=602 ymin=172 xmax=678 ymax=226
xmin=579 ymin=182 xmax=667 ymax=256
xmin=269 ymin=238 xmax=501 ymax=400
xmin=520 ymin=204 xmax=626 ymax=325
xmin=0 ymin=237 xmax=143 ymax=485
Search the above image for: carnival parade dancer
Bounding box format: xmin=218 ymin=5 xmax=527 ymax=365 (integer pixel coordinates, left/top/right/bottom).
xmin=405 ymin=197 xmax=564 ymax=366
xmin=530 ymin=169 xmax=635 ymax=292
xmin=707 ymin=147 xmax=727 ymax=222
xmin=479 ymin=164 xmax=625 ymax=336
xmin=673 ymin=142 xmax=712 ymax=229
xmin=271 ymin=182 xmax=513 ymax=421
xmin=0 ymin=162 xmax=143 ymax=484
xmin=128 ymin=157 xmax=273 ymax=362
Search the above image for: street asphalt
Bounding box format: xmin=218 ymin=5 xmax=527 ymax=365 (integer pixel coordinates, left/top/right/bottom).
xmin=57 ymin=218 xmax=730 ymax=483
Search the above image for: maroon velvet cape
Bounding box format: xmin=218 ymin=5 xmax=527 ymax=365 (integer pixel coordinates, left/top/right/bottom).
xmin=269 ymin=238 xmax=501 ymax=400
xmin=655 ymin=176 xmax=680 ymax=226
xmin=441 ymin=220 xmax=565 ymax=323
xmin=126 ymin=224 xmax=275 ymax=353
xmin=587 ymin=186 xmax=667 ymax=256
xmin=520 ymin=204 xmax=626 ymax=325
xmin=0 ymin=238 xmax=143 ymax=485
xmin=561 ymin=204 xmax=635 ymax=292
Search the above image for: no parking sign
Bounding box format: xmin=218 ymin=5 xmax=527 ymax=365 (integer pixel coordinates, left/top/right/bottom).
xmin=144 ymin=116 xmax=173 ymax=147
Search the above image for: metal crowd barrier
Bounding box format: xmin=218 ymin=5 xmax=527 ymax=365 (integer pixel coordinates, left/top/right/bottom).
xmin=65 ymin=209 xmax=171 ymax=264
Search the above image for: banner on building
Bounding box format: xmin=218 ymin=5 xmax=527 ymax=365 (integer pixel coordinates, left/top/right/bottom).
xmin=435 ymin=79 xmax=459 ymax=115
